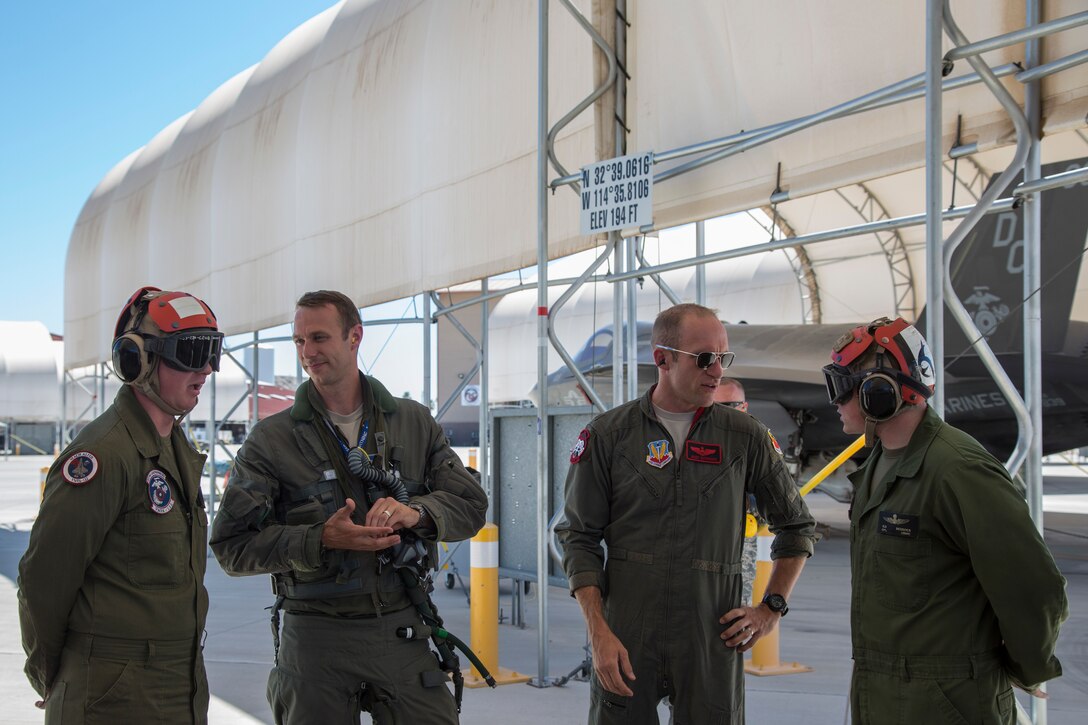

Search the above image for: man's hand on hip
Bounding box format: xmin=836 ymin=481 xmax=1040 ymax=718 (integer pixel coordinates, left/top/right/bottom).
xmin=321 ymin=498 xmax=400 ymax=551
xmin=719 ymin=603 xmax=781 ymax=653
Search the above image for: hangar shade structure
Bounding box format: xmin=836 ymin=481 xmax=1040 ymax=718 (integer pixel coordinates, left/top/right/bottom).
xmin=64 ymin=0 xmax=1088 ymax=367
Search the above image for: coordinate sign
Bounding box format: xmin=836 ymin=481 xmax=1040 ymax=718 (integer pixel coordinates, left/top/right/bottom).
xmin=579 ymin=151 xmax=654 ymax=235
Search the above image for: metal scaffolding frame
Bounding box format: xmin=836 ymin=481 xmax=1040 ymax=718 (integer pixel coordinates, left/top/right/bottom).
xmin=45 ymin=4 xmax=1087 ymax=713
xmin=524 ymin=0 xmax=1088 ymax=706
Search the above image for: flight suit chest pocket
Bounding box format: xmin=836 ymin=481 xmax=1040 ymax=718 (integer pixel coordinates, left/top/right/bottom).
xmin=871 ymin=534 xmax=931 ymax=612
xmin=126 ymin=510 xmax=188 ymax=589
xmin=699 ymin=454 xmax=744 ymax=498
xmin=615 ymin=453 xmax=663 ymax=504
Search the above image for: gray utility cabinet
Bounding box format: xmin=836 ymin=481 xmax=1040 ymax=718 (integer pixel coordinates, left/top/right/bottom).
xmin=490 ymin=406 xmax=595 ymax=589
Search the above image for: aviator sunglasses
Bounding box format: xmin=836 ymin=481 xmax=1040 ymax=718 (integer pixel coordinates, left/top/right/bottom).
xmin=655 ymin=345 xmax=735 ymax=370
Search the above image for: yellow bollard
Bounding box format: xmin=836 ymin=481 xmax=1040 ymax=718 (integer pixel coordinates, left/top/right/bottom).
xmin=744 ymin=525 xmax=812 ymax=676
xmin=40 ymin=467 xmax=49 ymax=501
xmin=462 ymin=523 xmax=531 ymax=687
xmin=744 ymin=436 xmax=863 ymax=677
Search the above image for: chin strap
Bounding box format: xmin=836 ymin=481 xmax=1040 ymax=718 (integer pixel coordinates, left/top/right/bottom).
xmin=864 ymin=418 xmax=878 ymax=448
xmin=131 ymin=357 xmax=191 ymax=418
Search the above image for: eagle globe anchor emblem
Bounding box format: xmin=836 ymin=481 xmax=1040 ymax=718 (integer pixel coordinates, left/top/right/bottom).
xmin=963 ymin=286 xmax=1010 ymax=338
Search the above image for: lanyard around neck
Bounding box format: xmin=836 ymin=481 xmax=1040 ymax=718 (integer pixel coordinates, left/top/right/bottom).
xmin=324 ymin=416 xmax=369 ymax=459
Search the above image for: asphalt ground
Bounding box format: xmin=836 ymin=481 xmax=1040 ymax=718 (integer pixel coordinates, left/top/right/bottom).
xmin=1 ymin=454 xmax=1086 ymax=724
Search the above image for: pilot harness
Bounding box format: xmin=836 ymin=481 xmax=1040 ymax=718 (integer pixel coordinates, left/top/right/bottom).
xmin=267 ymin=407 xmax=494 ymax=712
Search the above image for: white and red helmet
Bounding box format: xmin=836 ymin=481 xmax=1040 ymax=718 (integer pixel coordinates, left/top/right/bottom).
xmin=823 ymin=317 xmax=935 ymax=421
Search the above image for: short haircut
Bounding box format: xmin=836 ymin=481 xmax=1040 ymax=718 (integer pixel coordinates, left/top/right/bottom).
xmin=296 ymin=290 xmax=362 ymax=338
xmin=719 ymin=377 xmax=745 ymax=397
xmin=651 ymin=303 xmax=720 ymax=353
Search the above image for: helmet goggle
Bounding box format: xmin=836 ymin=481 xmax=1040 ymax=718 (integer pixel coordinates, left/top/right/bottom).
xmin=822 ymin=364 xmax=866 ymax=405
xmin=143 ymin=330 xmax=224 ymax=372
xmin=823 ymin=362 xmax=931 ymax=420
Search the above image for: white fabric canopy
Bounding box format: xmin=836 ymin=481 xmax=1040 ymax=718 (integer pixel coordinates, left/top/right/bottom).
xmin=0 ymin=322 xmax=62 ymax=422
xmin=64 ymin=0 xmax=1088 ymax=367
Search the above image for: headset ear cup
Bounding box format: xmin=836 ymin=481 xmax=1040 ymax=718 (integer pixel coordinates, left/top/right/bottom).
xmin=858 ymin=375 xmax=901 ymax=422
xmin=112 ymin=334 xmax=148 ymax=383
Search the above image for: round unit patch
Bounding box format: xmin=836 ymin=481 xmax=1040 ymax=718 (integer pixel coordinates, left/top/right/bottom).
xmin=62 ymin=451 xmax=99 ymax=486
xmin=767 ymin=430 xmax=783 ymax=457
xmin=147 ymin=470 xmax=175 ymax=514
xmin=570 ymin=428 xmax=590 ymax=463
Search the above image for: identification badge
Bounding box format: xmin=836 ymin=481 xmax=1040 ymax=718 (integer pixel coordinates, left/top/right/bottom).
xmin=878 ymin=510 xmax=918 ymax=538
xmin=684 ymin=440 xmax=722 ymax=464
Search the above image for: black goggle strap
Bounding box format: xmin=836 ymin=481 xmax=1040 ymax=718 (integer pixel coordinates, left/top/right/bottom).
xmin=822 ymin=364 xmax=931 ymax=405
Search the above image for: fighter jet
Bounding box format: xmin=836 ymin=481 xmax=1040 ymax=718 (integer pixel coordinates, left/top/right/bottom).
xmin=529 ymin=157 xmax=1088 ymax=500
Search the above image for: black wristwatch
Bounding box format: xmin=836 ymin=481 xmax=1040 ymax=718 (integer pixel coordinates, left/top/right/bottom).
xmin=761 ymin=593 xmax=789 ymax=617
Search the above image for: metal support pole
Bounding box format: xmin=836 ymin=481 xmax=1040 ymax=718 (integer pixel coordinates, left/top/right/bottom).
xmin=533 ymin=0 xmax=551 ymax=688
xmin=925 ymin=0 xmax=945 ymax=416
xmin=423 ymin=293 xmax=432 ymax=410
xmin=98 ymin=363 xmax=106 ymax=418
xmin=695 ymin=220 xmax=706 ymax=306
xmin=612 ymin=234 xmax=624 ymax=406
xmin=1024 ymin=1 xmax=1046 ymax=721
xmin=612 ymin=0 xmax=629 ymax=407
xmin=944 ymin=10 xmax=1088 ymax=62
xmin=479 ymin=278 xmax=490 ymax=502
xmin=626 ymin=238 xmax=639 ymax=403
xmin=251 ymin=332 xmax=260 ymax=431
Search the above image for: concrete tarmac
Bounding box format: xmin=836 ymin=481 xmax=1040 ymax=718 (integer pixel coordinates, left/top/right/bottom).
xmin=2 ymin=454 xmax=1086 ymax=724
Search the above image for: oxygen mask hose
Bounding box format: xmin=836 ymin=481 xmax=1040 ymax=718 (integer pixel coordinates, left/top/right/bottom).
xmin=348 ymin=447 xmax=495 ymax=707
xmin=347 ymin=447 xmax=410 ymax=504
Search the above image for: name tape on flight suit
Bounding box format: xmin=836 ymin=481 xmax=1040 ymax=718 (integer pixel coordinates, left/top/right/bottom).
xmin=684 ymin=440 xmax=722 ymax=464
xmin=878 ymin=511 xmax=918 ymax=538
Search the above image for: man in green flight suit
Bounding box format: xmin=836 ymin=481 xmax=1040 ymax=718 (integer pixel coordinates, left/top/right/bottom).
xmin=823 ymin=316 xmax=1068 ymax=724
xmin=18 ymin=286 xmax=223 ymax=723
xmin=210 ymin=290 xmax=487 ymax=725
xmin=558 ymin=303 xmax=816 ymax=724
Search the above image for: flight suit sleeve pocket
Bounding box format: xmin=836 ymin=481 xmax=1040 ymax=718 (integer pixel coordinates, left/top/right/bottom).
xmin=219 ymin=488 xmax=263 ymax=522
xmin=871 ymin=536 xmax=931 ymax=612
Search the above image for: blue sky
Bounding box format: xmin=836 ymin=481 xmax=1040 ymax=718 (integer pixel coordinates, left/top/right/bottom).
xmin=0 ymin=1 xmax=336 ymax=335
